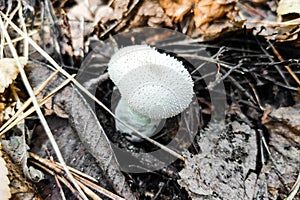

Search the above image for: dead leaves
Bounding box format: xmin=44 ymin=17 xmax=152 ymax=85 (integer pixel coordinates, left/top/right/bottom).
xmin=158 ymin=0 xmax=238 ymax=38
xmin=159 ymin=0 xmax=236 ymax=26
xmin=88 ymin=0 xmax=300 ymax=42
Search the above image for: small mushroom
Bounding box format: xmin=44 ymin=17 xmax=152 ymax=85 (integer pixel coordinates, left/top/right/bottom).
xmin=108 ymin=45 xmax=194 ymax=141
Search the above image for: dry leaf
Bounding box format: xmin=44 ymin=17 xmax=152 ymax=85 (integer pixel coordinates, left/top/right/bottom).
xmin=159 ymin=0 xmax=193 ymax=22
xmin=2 ymin=122 xmax=44 ymax=182
xmin=158 ymin=0 xmax=238 ymax=38
xmin=0 ymin=57 xmax=27 ymax=93
xmin=2 ymin=151 xmax=41 ymax=199
xmin=94 ymin=5 xmax=115 ymax=24
xmin=193 ymin=0 xmax=236 ymax=27
xmin=112 ymin=0 xmax=131 ymax=20
xmin=259 ymin=106 xmax=300 ymax=199
xmin=270 ymin=106 xmax=300 ymax=133
xmin=277 ymin=0 xmax=300 ymax=15
xmin=0 ymin=151 xmax=11 ymax=200
xmin=178 ymin=122 xmax=257 ymax=199
xmin=130 ymin=0 xmax=173 ymax=27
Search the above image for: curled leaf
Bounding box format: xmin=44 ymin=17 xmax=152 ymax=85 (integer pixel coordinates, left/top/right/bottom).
xmin=0 ymin=151 xmax=11 ymax=200
xmin=159 ymin=0 xmax=193 ymax=22
xmin=193 ymin=0 xmax=236 ymax=27
xmin=0 ymin=57 xmax=27 ymax=93
xmin=277 ymin=0 xmax=300 ymax=15
xmin=2 ymin=122 xmax=44 ymax=182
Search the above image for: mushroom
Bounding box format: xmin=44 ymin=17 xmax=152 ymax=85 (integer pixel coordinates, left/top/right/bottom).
xmin=108 ymin=45 xmax=194 ymax=141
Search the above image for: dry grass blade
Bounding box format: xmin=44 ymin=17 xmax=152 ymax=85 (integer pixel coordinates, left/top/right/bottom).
xmin=0 ymin=11 xmax=185 ymax=161
xmin=0 ymin=0 xmax=20 ymax=58
xmin=0 ymin=11 xmax=88 ymax=200
xmin=18 ymin=5 xmax=28 ymax=58
xmin=29 ymin=152 xmax=125 ymax=200
xmin=0 ymin=67 xmax=61 ymax=134
xmin=3 ymin=30 xmax=37 ymax=45
xmin=0 ymin=74 xmax=75 ymax=136
xmin=287 ymin=172 xmax=300 ymax=200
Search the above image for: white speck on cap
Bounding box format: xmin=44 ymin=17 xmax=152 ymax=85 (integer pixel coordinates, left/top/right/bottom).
xmin=108 ymin=45 xmax=194 ymax=119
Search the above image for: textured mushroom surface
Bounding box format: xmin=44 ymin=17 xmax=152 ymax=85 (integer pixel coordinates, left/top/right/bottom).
xmin=108 ymin=45 xmax=194 ymax=119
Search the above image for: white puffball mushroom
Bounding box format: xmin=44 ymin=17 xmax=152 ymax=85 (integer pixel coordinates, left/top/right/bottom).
xmin=108 ymin=45 xmax=194 ymax=118
xmin=108 ymin=45 xmax=194 ymax=141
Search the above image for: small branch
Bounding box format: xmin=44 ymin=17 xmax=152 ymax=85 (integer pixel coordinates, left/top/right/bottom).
xmin=268 ymin=41 xmax=300 ymax=87
xmin=30 ymin=152 xmax=125 ymax=200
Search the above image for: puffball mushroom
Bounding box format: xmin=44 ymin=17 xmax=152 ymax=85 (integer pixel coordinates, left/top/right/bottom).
xmin=108 ymin=45 xmax=194 ymax=141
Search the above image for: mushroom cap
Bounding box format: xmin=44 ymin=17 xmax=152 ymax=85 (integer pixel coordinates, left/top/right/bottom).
xmin=108 ymin=45 xmax=194 ymax=119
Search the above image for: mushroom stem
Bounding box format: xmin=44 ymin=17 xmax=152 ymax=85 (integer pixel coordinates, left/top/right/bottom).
xmin=115 ymin=97 xmax=165 ymax=142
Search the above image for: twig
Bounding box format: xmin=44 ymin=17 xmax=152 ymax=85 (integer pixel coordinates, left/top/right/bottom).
xmin=31 ymin=161 xmax=84 ymax=200
xmin=46 ymin=150 xmax=67 ymax=200
xmin=30 ymin=152 xmax=125 ymax=200
xmin=268 ymin=41 xmax=300 ymax=87
xmin=0 ymin=13 xmax=88 ymax=200
xmin=255 ymin=37 xmax=290 ymax=86
xmin=178 ymin=53 xmax=242 ymax=73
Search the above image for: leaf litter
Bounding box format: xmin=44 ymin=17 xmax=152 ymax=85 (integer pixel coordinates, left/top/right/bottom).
xmin=0 ymin=1 xmax=298 ymax=198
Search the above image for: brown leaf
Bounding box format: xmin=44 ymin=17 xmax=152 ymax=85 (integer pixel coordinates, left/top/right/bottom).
xmin=130 ymin=0 xmax=173 ymax=27
xmin=159 ymin=0 xmax=193 ymax=22
xmin=193 ymin=0 xmax=236 ymax=27
xmin=94 ymin=5 xmax=115 ymax=24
